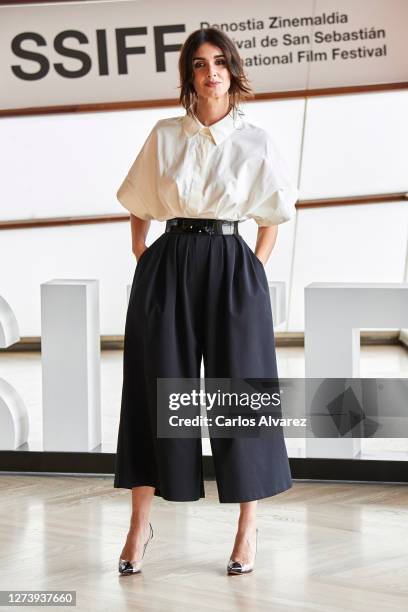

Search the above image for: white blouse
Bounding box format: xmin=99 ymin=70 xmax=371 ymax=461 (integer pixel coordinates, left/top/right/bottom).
xmin=116 ymin=109 xmax=299 ymax=227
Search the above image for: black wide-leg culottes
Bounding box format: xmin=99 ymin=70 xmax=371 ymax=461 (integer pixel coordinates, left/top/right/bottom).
xmin=114 ymin=228 xmax=293 ymax=503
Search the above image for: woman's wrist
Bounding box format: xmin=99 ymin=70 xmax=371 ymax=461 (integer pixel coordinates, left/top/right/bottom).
xmin=132 ymin=243 xmax=147 ymax=260
xmin=255 ymin=251 xmax=267 ymax=265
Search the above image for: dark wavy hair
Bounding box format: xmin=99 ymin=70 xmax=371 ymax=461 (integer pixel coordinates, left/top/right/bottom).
xmin=178 ymin=28 xmax=255 ymax=118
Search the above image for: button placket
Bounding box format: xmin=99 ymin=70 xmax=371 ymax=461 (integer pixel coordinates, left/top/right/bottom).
xmin=188 ymin=133 xmax=212 ymax=214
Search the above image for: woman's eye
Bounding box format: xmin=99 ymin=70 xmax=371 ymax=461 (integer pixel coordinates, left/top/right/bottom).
xmin=193 ymin=59 xmax=226 ymax=69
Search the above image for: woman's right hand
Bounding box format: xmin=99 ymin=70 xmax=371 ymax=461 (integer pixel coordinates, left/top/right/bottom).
xmin=133 ymin=245 xmax=148 ymax=263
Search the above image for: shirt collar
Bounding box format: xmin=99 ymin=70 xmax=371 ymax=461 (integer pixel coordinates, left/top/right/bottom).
xmin=182 ymin=109 xmax=242 ymax=146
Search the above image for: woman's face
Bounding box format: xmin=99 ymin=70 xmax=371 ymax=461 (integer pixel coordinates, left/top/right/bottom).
xmin=191 ymin=42 xmax=231 ymax=103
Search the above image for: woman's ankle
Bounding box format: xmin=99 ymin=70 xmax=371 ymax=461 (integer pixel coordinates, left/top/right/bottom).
xmin=237 ymin=522 xmax=257 ymax=536
xmin=129 ymin=518 xmax=149 ymax=531
xmin=237 ymin=516 xmax=257 ymax=530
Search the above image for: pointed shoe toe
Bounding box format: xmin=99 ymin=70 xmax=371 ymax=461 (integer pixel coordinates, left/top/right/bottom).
xmin=118 ymin=558 xmax=142 ymax=575
xmin=227 ymin=559 xmax=254 ymax=575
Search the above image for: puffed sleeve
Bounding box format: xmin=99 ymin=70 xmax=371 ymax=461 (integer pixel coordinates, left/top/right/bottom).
xmin=248 ymin=133 xmax=299 ymax=227
xmin=116 ymin=122 xmax=161 ymax=220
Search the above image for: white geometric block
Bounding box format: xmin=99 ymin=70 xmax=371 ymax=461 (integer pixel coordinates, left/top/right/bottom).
xmin=305 ymin=283 xmax=408 ymax=378
xmin=304 ymin=282 xmax=408 ymax=459
xmin=268 ymin=281 xmax=286 ymax=325
xmin=0 ymin=295 xmax=20 ymax=347
xmin=0 ymin=295 xmax=29 ymax=449
xmin=0 ymin=378 xmax=29 ymax=450
xmin=41 ymin=279 xmax=101 ymax=451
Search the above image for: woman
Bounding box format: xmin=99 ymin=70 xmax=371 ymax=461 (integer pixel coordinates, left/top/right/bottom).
xmin=114 ymin=27 xmax=299 ymax=576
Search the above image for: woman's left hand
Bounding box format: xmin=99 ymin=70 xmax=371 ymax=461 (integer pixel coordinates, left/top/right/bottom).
xmin=255 ymin=252 xmax=267 ymax=265
xmin=255 ymin=225 xmax=278 ymax=266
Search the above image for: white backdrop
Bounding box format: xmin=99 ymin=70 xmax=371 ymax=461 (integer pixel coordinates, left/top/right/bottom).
xmin=0 ymin=90 xmax=407 ymax=335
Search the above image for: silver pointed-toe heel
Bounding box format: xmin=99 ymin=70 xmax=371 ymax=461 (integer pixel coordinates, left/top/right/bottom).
xmin=118 ymin=522 xmax=154 ymax=576
xmin=227 ymin=527 xmax=258 ymax=575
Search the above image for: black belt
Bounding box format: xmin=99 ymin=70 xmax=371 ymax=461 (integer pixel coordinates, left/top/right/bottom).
xmin=165 ymin=217 xmax=239 ymax=235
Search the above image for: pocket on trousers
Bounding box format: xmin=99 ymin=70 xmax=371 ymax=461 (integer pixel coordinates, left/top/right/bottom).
xmin=238 ymin=236 xmax=269 ymax=295
xmin=137 ymin=246 xmax=151 ymax=265
xmin=250 ymin=250 xmax=265 ymax=269
xmin=136 ymin=233 xmax=164 ymax=265
xmin=239 ymin=236 xmax=265 ymax=270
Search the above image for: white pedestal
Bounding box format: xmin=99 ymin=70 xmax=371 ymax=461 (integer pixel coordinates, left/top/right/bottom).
xmin=304 ymin=282 xmax=408 ymax=458
xmin=41 ymin=280 xmax=101 ymax=452
xmin=268 ymin=281 xmax=286 ymax=325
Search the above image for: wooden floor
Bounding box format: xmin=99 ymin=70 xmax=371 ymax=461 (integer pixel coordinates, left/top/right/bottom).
xmin=0 ymin=476 xmax=407 ymax=611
